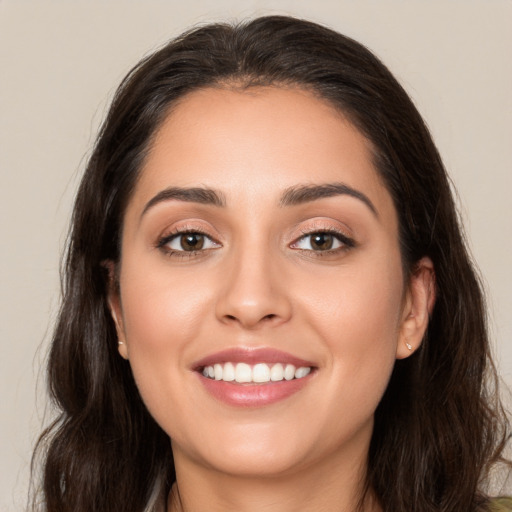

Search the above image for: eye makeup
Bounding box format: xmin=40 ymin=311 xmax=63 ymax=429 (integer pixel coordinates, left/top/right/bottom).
xmin=156 ymin=224 xmax=221 ymax=259
xmin=154 ymin=218 xmax=357 ymax=262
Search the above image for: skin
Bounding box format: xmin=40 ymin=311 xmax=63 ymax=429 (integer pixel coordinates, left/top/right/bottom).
xmin=109 ymin=86 xmax=435 ymax=512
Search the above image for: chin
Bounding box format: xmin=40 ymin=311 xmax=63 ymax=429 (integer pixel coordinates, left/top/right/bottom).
xmin=199 ymin=444 xmax=309 ymax=478
xmin=169 ymin=418 xmax=315 ymax=477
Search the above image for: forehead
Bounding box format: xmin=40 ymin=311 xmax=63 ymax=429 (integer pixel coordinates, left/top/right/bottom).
xmin=128 ymin=86 xmax=395 ymax=222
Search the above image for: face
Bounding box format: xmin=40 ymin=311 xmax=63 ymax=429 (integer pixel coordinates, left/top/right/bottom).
xmin=110 ymin=86 xmax=432 ymax=480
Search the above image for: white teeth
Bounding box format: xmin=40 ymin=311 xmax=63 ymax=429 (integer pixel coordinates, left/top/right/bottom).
xmin=270 ymin=363 xmax=284 ymax=381
xmin=295 ymin=366 xmax=311 ymax=379
xmin=252 ymin=363 xmax=271 ymax=383
xmin=223 ymin=362 xmax=235 ymax=381
xmin=201 ymin=362 xmax=312 ymax=383
xmin=235 ymin=362 xmax=252 ymax=383
xmin=284 ymin=364 xmax=295 ymax=381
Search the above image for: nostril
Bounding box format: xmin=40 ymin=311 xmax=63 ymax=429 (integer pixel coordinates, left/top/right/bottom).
xmin=222 ymin=312 xmax=278 ymax=326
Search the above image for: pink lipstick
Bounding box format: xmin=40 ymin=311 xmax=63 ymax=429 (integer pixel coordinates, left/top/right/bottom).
xmin=193 ymin=347 xmax=316 ymax=407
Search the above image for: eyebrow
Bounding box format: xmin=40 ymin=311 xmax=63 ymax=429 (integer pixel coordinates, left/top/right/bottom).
xmin=141 ymin=182 xmax=377 ymax=218
xmin=141 ymin=186 xmax=226 ymax=217
xmin=279 ymin=182 xmax=378 ymax=216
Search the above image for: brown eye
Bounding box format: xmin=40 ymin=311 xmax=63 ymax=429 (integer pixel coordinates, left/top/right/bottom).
xmin=310 ymin=233 xmax=334 ymax=251
xmin=180 ymin=233 xmax=205 ymax=251
xmin=159 ymin=231 xmax=219 ymax=254
xmin=291 ymin=230 xmax=354 ymax=253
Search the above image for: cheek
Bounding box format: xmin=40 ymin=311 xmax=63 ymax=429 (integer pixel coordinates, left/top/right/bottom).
xmin=117 ymin=262 xmax=214 ymax=407
xmin=121 ymin=262 xmax=209 ymax=347
xmin=298 ymin=251 xmax=404 ymax=401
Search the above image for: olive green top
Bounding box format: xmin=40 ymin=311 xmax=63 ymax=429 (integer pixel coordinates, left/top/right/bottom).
xmin=489 ymin=498 xmax=512 ymax=511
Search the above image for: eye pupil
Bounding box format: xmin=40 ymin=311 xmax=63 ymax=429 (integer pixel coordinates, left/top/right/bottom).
xmin=311 ymin=233 xmax=333 ymax=251
xmin=181 ymin=233 xmax=204 ymax=251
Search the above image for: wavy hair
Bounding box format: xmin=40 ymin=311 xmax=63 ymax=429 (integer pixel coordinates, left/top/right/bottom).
xmin=31 ymin=15 xmax=509 ymax=512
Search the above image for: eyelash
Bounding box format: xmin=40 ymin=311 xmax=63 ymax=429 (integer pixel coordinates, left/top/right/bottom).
xmin=292 ymin=228 xmax=355 ymax=256
xmin=156 ymin=227 xmax=355 ymax=259
xmin=156 ymin=228 xmax=219 ymax=259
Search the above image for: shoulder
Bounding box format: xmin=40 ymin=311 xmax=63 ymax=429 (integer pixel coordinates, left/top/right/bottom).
xmin=488 ymin=498 xmax=512 ymax=511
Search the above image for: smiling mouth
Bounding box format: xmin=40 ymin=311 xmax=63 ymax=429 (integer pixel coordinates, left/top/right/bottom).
xmin=201 ymin=362 xmax=313 ymax=383
xmin=193 ymin=348 xmax=316 ymax=405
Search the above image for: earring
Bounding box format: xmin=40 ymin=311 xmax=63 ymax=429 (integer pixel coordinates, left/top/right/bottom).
xmin=405 ymin=342 xmax=412 ymax=351
xmin=118 ymin=341 xmax=124 ymax=345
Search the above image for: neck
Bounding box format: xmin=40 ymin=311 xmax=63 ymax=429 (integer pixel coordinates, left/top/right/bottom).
xmin=167 ymin=439 xmax=380 ymax=512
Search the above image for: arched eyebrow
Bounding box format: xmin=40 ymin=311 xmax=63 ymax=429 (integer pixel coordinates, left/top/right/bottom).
xmin=141 ymin=182 xmax=377 ymax=218
xmin=141 ymin=186 xmax=226 ymax=217
xmin=279 ymin=182 xmax=378 ymax=217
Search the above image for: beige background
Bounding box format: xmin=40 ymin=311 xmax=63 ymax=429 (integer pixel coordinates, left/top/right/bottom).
xmin=1 ymin=1 xmax=511 ymax=510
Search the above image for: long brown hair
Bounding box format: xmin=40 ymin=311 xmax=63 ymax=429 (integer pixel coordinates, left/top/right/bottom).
xmin=32 ymin=15 xmax=509 ymax=512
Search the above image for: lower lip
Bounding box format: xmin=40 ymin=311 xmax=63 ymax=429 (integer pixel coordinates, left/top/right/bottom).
xmin=198 ymin=373 xmax=313 ymax=407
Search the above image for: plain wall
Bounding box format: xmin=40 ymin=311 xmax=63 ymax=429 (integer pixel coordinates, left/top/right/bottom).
xmin=1 ymin=1 xmax=511 ymax=510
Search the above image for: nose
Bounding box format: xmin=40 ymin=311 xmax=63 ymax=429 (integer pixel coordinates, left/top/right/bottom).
xmin=215 ymin=245 xmax=292 ymax=330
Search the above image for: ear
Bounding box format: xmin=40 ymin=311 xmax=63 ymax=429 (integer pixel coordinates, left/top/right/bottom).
xmin=396 ymin=256 xmax=436 ymax=360
xmin=104 ymin=260 xmax=129 ymax=360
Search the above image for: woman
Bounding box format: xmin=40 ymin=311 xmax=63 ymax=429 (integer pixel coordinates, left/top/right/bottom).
xmin=32 ymin=15 xmax=511 ymax=512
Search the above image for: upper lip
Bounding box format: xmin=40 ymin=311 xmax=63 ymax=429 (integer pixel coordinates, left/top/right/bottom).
xmin=192 ymin=347 xmax=316 ymax=371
